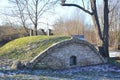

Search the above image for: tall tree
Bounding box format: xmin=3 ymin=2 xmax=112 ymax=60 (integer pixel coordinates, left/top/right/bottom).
xmin=97 ymin=0 xmax=120 ymax=49
xmin=9 ymin=0 xmax=29 ymax=34
xmin=61 ymin=0 xmax=110 ymax=59
xmin=9 ymin=0 xmax=58 ymax=35
xmin=26 ymin=0 xmax=57 ymax=35
xmin=15 ymin=0 xmax=29 ymax=34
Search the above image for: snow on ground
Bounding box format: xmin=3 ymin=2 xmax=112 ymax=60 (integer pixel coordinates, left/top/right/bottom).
xmin=109 ymin=51 xmax=120 ymax=57
xmin=0 ymin=51 xmax=120 ymax=79
xmin=0 ymin=64 xmax=120 ymax=80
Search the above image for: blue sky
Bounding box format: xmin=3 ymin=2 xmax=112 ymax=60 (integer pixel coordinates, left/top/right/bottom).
xmin=0 ymin=0 xmax=103 ymax=29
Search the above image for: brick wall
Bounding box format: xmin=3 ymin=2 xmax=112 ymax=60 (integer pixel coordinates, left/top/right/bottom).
xmin=30 ymin=38 xmax=104 ymax=69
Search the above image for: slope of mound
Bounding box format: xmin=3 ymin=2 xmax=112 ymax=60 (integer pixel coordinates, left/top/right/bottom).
xmin=0 ymin=36 xmax=70 ymax=61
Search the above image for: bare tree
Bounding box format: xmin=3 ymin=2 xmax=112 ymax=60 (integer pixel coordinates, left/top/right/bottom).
xmin=25 ymin=0 xmax=57 ymax=35
xmin=54 ymin=19 xmax=85 ymax=35
xmin=53 ymin=12 xmax=85 ymax=36
xmin=96 ymin=0 xmax=120 ymax=49
xmin=9 ymin=0 xmax=58 ymax=35
xmin=15 ymin=0 xmax=29 ymax=34
xmin=8 ymin=0 xmax=29 ymax=34
xmin=109 ymin=0 xmax=120 ymax=49
xmin=61 ymin=0 xmax=110 ymax=59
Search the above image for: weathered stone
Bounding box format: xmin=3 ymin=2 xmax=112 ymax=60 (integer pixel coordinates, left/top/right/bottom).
xmin=30 ymin=38 xmax=105 ymax=69
xmin=35 ymin=55 xmax=65 ymax=69
xmin=23 ymin=61 xmax=33 ymax=69
xmin=11 ymin=60 xmax=25 ymax=70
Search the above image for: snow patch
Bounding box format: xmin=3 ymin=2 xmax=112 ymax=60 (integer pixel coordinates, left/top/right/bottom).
xmin=109 ymin=51 xmax=120 ymax=57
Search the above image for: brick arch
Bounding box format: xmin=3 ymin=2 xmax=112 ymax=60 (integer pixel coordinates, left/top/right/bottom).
xmin=30 ymin=38 xmax=104 ymax=69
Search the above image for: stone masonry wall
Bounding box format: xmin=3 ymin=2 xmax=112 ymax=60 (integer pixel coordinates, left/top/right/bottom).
xmin=30 ymin=38 xmax=104 ymax=69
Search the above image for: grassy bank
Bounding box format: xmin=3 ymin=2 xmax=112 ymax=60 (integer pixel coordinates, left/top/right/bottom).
xmin=0 ymin=36 xmax=70 ymax=61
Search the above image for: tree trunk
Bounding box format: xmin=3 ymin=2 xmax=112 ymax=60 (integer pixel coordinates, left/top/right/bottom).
xmin=34 ymin=0 xmax=38 ymax=36
xmin=90 ymin=0 xmax=103 ymax=41
xmin=34 ymin=24 xmax=38 ymax=35
xmin=61 ymin=0 xmax=110 ymax=58
xmin=102 ymin=0 xmax=109 ymax=58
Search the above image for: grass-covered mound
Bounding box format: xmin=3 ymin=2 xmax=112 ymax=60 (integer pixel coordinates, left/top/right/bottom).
xmin=0 ymin=36 xmax=70 ymax=61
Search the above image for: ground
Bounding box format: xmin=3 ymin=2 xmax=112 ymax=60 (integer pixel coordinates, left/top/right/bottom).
xmin=0 ymin=36 xmax=120 ymax=79
xmin=0 ymin=64 xmax=120 ymax=80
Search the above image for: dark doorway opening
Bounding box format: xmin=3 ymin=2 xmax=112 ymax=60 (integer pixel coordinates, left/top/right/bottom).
xmin=70 ymin=56 xmax=77 ymax=66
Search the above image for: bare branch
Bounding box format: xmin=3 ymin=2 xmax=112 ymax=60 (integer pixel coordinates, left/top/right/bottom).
xmin=109 ymin=0 xmax=119 ymax=13
xmin=61 ymin=3 xmax=93 ymax=15
xmin=82 ymin=0 xmax=85 ymax=8
xmin=37 ymin=0 xmax=49 ymax=18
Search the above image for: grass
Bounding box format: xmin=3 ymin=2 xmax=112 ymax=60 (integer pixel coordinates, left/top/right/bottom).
xmin=0 ymin=35 xmax=70 ymax=61
xmin=0 ymin=36 xmax=50 ymax=53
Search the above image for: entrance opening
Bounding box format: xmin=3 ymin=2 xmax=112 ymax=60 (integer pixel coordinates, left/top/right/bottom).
xmin=70 ymin=56 xmax=77 ymax=66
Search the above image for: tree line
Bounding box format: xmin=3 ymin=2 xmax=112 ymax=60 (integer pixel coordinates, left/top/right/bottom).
xmin=0 ymin=24 xmax=28 ymax=47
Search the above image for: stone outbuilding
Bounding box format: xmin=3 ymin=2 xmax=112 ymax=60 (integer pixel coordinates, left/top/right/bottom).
xmin=29 ymin=38 xmax=104 ymax=69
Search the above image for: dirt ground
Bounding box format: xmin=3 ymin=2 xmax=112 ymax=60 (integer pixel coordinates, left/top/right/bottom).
xmin=0 ymin=64 xmax=120 ymax=80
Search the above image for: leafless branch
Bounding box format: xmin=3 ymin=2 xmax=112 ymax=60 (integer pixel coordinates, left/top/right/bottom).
xmin=82 ymin=0 xmax=85 ymax=8
xmin=61 ymin=3 xmax=93 ymax=15
xmin=109 ymin=0 xmax=119 ymax=13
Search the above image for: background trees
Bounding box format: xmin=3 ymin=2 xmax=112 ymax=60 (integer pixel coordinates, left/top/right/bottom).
xmin=109 ymin=0 xmax=120 ymax=49
xmin=0 ymin=0 xmax=120 ymax=53
xmin=8 ymin=0 xmax=57 ymax=35
xmin=0 ymin=23 xmax=28 ymax=47
xmin=53 ymin=11 xmax=85 ymax=36
xmin=53 ymin=16 xmax=98 ymax=44
xmin=60 ymin=0 xmax=113 ymax=58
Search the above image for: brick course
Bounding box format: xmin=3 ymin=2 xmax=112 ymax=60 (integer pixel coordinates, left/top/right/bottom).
xmin=29 ymin=38 xmax=104 ymax=69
